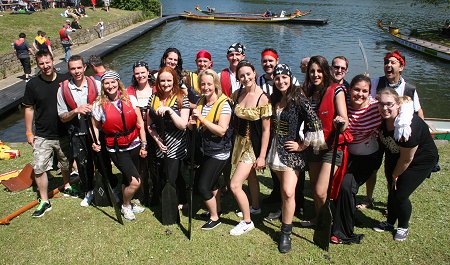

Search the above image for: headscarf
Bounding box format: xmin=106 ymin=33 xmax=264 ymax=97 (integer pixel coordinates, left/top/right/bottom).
xmin=101 ymin=70 xmax=120 ymax=82
xmin=384 ymin=50 xmax=405 ymax=66
xmin=273 ymin=63 xmax=292 ymax=78
xmin=227 ymin=42 xmax=246 ymax=55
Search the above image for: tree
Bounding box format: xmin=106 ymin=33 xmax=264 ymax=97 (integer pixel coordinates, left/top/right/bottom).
xmin=111 ymin=0 xmax=161 ymax=15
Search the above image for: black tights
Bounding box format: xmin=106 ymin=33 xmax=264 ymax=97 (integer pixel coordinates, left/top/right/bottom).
xmin=386 ymin=167 xmax=432 ymax=228
xmin=197 ymin=156 xmax=227 ymax=200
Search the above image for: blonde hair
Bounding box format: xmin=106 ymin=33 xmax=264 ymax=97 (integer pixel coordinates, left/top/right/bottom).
xmin=377 ymin=87 xmax=411 ymax=104
xmin=197 ymin=69 xmax=223 ymax=97
xmin=98 ymin=79 xmax=130 ymax=107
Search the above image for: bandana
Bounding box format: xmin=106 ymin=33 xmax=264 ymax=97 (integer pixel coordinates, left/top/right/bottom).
xmin=227 ymin=43 xmax=246 ymax=55
xmin=133 ymin=61 xmax=149 ymax=70
xmin=101 ymin=71 xmax=120 ymax=81
xmin=384 ymin=50 xmax=405 ymax=66
xmin=273 ymin=64 xmax=292 ymax=77
xmin=261 ymin=50 xmax=278 ymax=60
xmin=196 ymin=50 xmax=212 ymax=61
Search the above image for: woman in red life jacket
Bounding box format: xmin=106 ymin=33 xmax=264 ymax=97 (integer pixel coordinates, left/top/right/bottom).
xmin=301 ymin=55 xmax=349 ymax=227
xmin=188 ymin=69 xmax=232 ymax=230
xmin=91 ymin=71 xmax=148 ymax=221
xmin=146 ymin=66 xmax=190 ymax=225
xmin=229 ymin=60 xmax=271 ymax=236
xmin=267 ymin=64 xmax=326 ymax=252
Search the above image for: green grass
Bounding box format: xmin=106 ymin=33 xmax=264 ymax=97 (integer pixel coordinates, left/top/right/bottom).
xmin=0 ymin=8 xmax=142 ymax=55
xmin=0 ymin=141 xmax=449 ymax=264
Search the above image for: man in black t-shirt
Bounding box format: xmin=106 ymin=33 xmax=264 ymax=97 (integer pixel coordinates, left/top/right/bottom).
xmin=23 ymin=51 xmax=74 ymax=218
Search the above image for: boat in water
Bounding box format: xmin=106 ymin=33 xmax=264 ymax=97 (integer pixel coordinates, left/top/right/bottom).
xmin=425 ymin=118 xmax=450 ymax=140
xmin=377 ymin=20 xmax=450 ymax=62
xmin=182 ymin=6 xmax=310 ymax=23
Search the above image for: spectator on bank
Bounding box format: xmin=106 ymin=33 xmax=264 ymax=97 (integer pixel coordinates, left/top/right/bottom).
xmin=71 ymin=18 xmax=82 ymax=29
xmin=13 ymin=32 xmax=34 ymax=82
xmin=96 ymin=18 xmax=104 ymax=39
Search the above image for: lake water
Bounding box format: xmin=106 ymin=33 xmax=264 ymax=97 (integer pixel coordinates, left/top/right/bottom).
xmin=1 ymin=0 xmax=449 ymax=142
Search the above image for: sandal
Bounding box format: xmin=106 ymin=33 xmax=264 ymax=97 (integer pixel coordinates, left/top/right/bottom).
xmin=356 ymin=198 xmax=374 ymax=210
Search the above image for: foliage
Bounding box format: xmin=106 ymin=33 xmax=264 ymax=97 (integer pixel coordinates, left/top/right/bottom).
xmin=111 ymin=0 xmax=161 ymax=15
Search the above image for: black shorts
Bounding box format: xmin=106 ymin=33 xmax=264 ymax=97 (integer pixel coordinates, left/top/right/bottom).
xmin=109 ymin=146 xmax=140 ymax=186
xmin=310 ymin=148 xmax=343 ymax=167
xmin=19 ymin=57 xmax=31 ymax=74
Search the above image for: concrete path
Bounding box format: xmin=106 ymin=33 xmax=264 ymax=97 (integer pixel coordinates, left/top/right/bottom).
xmin=0 ymin=15 xmax=180 ymax=116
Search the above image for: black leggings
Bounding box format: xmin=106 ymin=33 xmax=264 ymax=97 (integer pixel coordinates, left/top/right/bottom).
xmin=109 ymin=146 xmax=140 ymax=186
xmin=197 ymin=156 xmax=227 ymax=200
xmin=386 ymin=166 xmax=433 ymax=228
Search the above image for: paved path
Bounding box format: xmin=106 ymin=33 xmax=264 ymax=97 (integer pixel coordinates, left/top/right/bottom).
xmin=0 ymin=15 xmax=180 ymax=116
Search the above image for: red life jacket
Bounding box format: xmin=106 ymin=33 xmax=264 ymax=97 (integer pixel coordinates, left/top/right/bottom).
xmin=317 ymin=83 xmax=353 ymax=200
xmin=126 ymin=85 xmax=136 ymax=97
xmin=59 ymin=28 xmax=69 ymax=41
xmin=101 ymin=100 xmax=139 ymax=149
xmin=61 ymin=76 xmax=98 ymax=111
xmin=220 ymin=68 xmax=232 ymax=97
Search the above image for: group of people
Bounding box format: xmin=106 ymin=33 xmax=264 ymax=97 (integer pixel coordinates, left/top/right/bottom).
xmin=24 ymin=43 xmax=438 ymax=254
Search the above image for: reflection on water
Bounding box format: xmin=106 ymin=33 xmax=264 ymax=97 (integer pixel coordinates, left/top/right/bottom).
xmin=1 ymin=0 xmax=449 ymax=142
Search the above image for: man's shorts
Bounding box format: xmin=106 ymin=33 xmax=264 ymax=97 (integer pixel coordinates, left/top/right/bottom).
xmin=33 ymin=136 xmax=70 ymax=175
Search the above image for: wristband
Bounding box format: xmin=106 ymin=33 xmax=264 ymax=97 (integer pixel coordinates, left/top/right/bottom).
xmin=26 ymin=132 xmax=33 ymax=136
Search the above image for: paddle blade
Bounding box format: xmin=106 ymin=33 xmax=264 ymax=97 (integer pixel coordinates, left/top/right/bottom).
xmin=162 ymin=183 xmax=179 ymax=225
xmin=313 ymin=200 xmax=332 ymax=251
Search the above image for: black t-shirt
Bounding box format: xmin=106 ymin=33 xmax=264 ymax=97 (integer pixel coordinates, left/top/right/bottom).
xmin=380 ymin=115 xmax=438 ymax=175
xmin=22 ymin=73 xmax=70 ymax=139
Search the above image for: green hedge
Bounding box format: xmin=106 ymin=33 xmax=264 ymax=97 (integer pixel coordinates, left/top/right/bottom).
xmin=111 ymin=0 xmax=161 ymax=16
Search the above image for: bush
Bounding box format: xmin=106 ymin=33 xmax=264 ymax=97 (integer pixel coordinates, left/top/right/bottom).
xmin=111 ymin=0 xmax=161 ymax=16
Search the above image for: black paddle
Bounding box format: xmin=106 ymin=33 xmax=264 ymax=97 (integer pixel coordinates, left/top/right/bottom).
xmin=160 ymin=111 xmax=180 ymax=226
xmin=313 ymin=121 xmax=344 ymax=251
xmin=186 ymin=124 xmax=198 ymax=240
xmin=87 ymin=113 xmax=124 ymax=225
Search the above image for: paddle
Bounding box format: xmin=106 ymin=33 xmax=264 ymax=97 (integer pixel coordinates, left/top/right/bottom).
xmin=160 ymin=111 xmax=180 ymax=226
xmin=186 ymin=124 xmax=198 ymax=240
xmin=358 ymin=39 xmax=369 ymax=77
xmin=87 ymin=113 xmax=124 ymax=225
xmin=313 ymin=121 xmax=344 ymax=251
xmin=0 ymin=175 xmax=80 ymax=225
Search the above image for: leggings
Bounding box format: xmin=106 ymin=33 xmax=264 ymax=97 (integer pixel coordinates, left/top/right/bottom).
xmin=109 ymin=146 xmax=140 ymax=186
xmin=386 ymin=166 xmax=433 ymax=228
xmin=197 ymin=156 xmax=227 ymax=200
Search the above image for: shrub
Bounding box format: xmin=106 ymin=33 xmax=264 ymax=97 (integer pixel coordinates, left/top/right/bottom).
xmin=111 ymin=0 xmax=161 ymax=16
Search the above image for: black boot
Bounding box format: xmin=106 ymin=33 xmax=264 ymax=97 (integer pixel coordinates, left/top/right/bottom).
xmin=278 ymin=223 xmax=293 ymax=253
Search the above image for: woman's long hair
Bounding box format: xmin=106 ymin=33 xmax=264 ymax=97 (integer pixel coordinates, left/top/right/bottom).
xmin=271 ymin=78 xmax=304 ymax=110
xmin=303 ymin=55 xmax=336 ymax=100
xmin=159 ymin=47 xmax=183 ymax=80
xmin=155 ymin=66 xmax=186 ymax=109
xmin=98 ymin=79 xmax=130 ymax=107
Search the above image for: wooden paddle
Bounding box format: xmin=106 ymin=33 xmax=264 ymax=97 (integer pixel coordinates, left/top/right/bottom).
xmin=0 ymin=176 xmax=79 ymax=225
xmin=313 ymin=121 xmax=344 ymax=251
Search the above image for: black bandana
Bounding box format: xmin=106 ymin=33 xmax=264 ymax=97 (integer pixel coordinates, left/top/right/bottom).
xmin=227 ymin=42 xmax=246 ymax=55
xmin=133 ymin=60 xmax=149 ymax=70
xmin=273 ymin=64 xmax=292 ymax=78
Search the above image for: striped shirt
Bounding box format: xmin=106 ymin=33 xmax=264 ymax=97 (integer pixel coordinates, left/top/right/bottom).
xmin=310 ymin=86 xmax=345 ymax=112
xmin=200 ymin=100 xmax=232 ymax=160
xmin=347 ymin=98 xmax=381 ymax=144
xmin=153 ymin=95 xmax=190 ymax=159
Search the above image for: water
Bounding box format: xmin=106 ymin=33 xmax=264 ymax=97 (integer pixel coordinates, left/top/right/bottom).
xmin=1 ymin=0 xmax=449 ymax=142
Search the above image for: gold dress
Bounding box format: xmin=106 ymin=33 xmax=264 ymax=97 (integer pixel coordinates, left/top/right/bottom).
xmin=231 ymin=103 xmax=272 ymax=165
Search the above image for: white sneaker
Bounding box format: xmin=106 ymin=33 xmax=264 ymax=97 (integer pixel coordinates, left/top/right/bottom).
xmin=121 ymin=205 xmax=136 ymax=221
xmin=80 ymin=190 xmax=94 ymax=207
xmin=264 ymin=209 xmax=281 ymax=221
xmin=236 ymin=206 xmax=261 ymax=218
xmin=230 ymin=220 xmax=255 ymax=236
xmin=131 ymin=203 xmax=145 ymax=214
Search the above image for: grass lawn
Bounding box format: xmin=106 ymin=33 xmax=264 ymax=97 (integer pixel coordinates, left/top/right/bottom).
xmin=0 ymin=8 xmax=142 ymax=55
xmin=0 ymin=141 xmax=449 ymax=264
